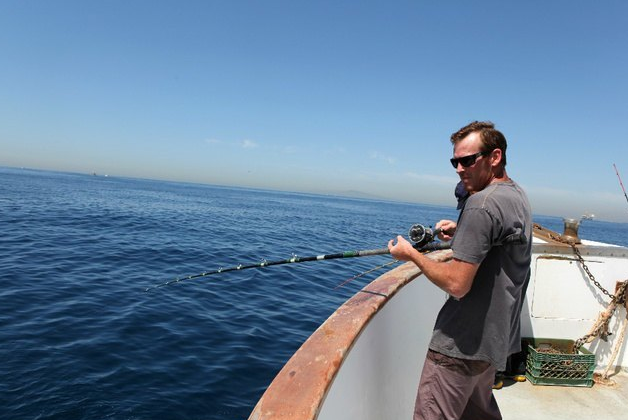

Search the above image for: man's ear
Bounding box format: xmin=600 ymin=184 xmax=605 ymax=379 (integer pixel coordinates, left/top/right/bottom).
xmin=490 ymin=148 xmax=503 ymax=167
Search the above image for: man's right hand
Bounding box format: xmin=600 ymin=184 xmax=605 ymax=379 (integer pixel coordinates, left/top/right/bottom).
xmin=436 ymin=219 xmax=457 ymax=241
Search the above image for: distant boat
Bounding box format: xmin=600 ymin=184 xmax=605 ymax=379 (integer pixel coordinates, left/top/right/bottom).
xmin=249 ymin=219 xmax=628 ymax=420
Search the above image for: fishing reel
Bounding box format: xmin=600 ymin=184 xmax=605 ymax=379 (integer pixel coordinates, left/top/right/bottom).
xmin=408 ymin=224 xmax=441 ymax=248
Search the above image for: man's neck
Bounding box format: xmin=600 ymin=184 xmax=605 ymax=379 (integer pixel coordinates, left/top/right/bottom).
xmin=489 ymin=169 xmax=510 ymax=185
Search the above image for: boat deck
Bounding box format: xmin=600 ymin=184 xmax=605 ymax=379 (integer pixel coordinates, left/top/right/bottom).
xmin=495 ymin=371 xmax=628 ymax=419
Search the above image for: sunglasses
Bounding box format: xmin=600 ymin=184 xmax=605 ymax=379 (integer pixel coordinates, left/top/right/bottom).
xmin=450 ymin=151 xmax=488 ymax=169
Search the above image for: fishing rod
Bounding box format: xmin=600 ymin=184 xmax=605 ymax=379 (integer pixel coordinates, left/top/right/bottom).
xmin=145 ymin=224 xmax=449 ymax=292
xmin=332 ymin=224 xmax=450 ymax=289
xmin=614 ymin=163 xmax=628 ymax=207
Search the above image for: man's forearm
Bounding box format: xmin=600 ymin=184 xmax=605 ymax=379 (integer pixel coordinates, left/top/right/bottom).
xmin=409 ymin=250 xmax=476 ymax=299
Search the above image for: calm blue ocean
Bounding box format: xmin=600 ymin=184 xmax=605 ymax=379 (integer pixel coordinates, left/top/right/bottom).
xmin=2 ymin=167 xmax=627 ymax=420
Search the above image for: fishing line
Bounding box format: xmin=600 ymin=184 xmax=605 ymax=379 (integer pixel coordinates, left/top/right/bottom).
xmin=145 ymin=224 xmax=448 ymax=292
xmin=334 ymin=260 xmax=401 ymax=290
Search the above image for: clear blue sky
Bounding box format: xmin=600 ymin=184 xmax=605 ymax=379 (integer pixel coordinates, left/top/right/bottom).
xmin=1 ymin=1 xmax=627 ymax=222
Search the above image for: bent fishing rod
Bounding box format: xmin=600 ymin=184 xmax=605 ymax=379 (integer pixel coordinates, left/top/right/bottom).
xmin=614 ymin=163 xmax=628 ymax=207
xmin=145 ymin=224 xmax=450 ymax=292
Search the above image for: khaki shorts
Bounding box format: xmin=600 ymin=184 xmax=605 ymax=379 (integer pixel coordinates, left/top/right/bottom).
xmin=414 ymin=350 xmax=502 ymax=420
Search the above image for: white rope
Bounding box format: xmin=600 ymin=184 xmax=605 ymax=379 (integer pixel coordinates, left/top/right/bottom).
xmin=602 ymin=315 xmax=628 ymax=379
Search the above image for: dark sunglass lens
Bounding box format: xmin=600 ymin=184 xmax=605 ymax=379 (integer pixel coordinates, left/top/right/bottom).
xmin=450 ymin=152 xmax=483 ymax=168
xmin=459 ymin=155 xmax=475 ymax=167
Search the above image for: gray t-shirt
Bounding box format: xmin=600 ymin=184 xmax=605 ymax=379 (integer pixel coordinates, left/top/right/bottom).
xmin=429 ymin=180 xmax=532 ymax=370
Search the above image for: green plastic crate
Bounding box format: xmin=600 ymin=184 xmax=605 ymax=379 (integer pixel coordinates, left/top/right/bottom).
xmin=524 ymin=338 xmax=595 ymax=387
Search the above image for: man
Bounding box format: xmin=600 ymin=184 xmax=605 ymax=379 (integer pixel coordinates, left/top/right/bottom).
xmin=388 ymin=121 xmax=532 ymax=420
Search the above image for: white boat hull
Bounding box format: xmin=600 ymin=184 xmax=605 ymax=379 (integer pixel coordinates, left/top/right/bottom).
xmin=317 ymin=262 xmax=446 ymax=420
xmin=250 ymin=227 xmax=628 ymax=420
xmin=524 ymin=241 xmax=628 ymax=368
xmin=249 ymin=251 xmax=451 ymax=420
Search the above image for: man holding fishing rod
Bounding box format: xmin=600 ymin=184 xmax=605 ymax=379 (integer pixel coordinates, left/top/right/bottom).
xmin=388 ymin=121 xmax=532 ymax=420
